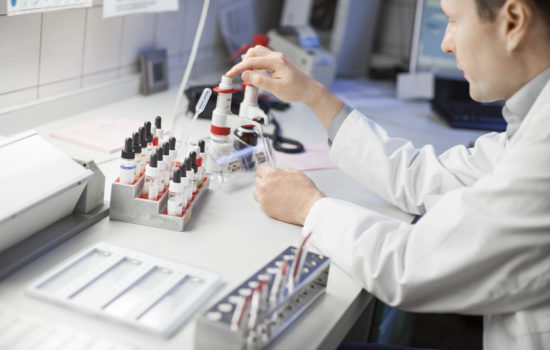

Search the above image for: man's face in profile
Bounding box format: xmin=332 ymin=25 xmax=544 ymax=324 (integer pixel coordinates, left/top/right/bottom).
xmin=440 ymin=0 xmax=507 ymax=102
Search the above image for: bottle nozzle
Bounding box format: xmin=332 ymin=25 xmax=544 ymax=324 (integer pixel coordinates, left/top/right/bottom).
xmin=150 ymin=153 xmax=158 ymax=167
xmin=185 ymin=157 xmax=192 ymax=171
xmin=156 ymin=147 xmax=163 ymax=161
xmin=122 ymin=137 xmax=135 ymax=159
xmin=173 ymin=169 xmax=181 ymax=183
xmin=139 ymin=127 xmax=147 ymax=147
xmin=220 ymin=75 xmax=233 ymax=90
xmin=132 ymin=132 xmax=142 ymax=153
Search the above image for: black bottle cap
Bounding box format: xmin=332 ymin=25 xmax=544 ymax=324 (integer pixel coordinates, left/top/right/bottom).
xmin=149 ymin=153 xmax=158 ymax=168
xmin=198 ymin=139 xmax=205 ymax=153
xmin=163 ymin=142 xmax=170 ymax=155
xmin=192 ymin=159 xmax=198 ymax=172
xmin=122 ymin=137 xmax=135 ymax=159
xmin=173 ymin=169 xmax=181 ymax=183
xmin=139 ymin=127 xmax=147 ymax=148
xmin=190 ymin=151 xmax=197 ymax=161
xmin=155 ymin=116 xmax=162 ymax=129
xmin=132 ymin=132 xmax=142 ymax=153
xmin=180 ymin=165 xmax=187 ymax=177
xmin=144 ymin=121 xmax=153 ymax=143
xmin=169 ymin=137 xmax=176 ymax=151
xmin=156 ymin=147 xmax=163 ymax=161
xmin=185 ymin=157 xmax=192 ymax=171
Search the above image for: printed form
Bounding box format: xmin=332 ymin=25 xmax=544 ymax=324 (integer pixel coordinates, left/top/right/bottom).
xmin=103 ymin=0 xmax=178 ymax=18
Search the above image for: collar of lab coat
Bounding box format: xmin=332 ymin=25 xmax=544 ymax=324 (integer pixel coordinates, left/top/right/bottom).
xmin=503 ymin=66 xmax=550 ymax=138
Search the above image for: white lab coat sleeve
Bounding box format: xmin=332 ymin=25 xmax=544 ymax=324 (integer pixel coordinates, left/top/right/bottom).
xmin=303 ymin=131 xmax=550 ymax=315
xmin=329 ymin=110 xmax=508 ymax=214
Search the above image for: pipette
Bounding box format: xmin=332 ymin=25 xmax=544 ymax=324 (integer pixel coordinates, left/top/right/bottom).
xmin=183 ymin=88 xmax=212 ymax=152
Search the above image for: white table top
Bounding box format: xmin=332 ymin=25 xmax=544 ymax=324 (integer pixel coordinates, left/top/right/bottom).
xmin=0 ymin=79 xmax=486 ymax=349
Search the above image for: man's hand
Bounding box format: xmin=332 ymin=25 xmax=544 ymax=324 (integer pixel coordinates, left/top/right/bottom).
xmin=226 ymin=45 xmax=319 ymax=105
xmin=254 ymin=164 xmax=325 ymax=226
xmin=225 ymin=45 xmax=343 ymax=131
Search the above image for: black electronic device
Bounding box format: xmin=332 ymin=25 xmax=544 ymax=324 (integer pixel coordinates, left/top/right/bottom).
xmin=185 ymin=85 xmax=273 ymax=118
xmin=431 ymin=77 xmax=506 ymax=132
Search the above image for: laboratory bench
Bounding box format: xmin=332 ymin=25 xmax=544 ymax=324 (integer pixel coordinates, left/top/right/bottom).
xmin=0 ymin=79 xmax=486 ymax=349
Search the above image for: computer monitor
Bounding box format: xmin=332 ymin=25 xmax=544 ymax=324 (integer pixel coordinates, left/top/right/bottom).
xmin=409 ymin=0 xmax=460 ymax=76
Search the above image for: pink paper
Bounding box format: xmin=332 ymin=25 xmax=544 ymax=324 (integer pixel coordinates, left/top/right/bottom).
xmin=275 ymin=144 xmax=336 ymax=171
xmin=50 ymin=116 xmax=143 ymax=154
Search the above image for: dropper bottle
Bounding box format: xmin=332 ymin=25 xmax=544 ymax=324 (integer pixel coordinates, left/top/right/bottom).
xmin=120 ymin=137 xmax=135 ymax=184
xmin=132 ymin=132 xmax=142 ymax=178
xmin=190 ymin=151 xmax=198 ymax=191
xmin=163 ymin=141 xmax=171 ymax=186
xmin=144 ymin=153 xmax=159 ymax=200
xmin=185 ymin=157 xmax=194 ymax=202
xmin=155 ymin=116 xmax=163 ymax=144
xmin=156 ymin=147 xmax=165 ymax=191
xmin=144 ymin=121 xmax=154 ymax=162
xmin=198 ymin=139 xmax=206 ymax=181
xmin=152 ymin=124 xmax=158 ymax=153
xmin=169 ymin=136 xmax=177 ymax=177
xmin=179 ymin=165 xmax=189 ymax=209
xmin=167 ymin=169 xmax=184 ymax=216
xmin=192 ymin=158 xmax=199 ymax=191
xmin=139 ymin=126 xmax=147 ymax=174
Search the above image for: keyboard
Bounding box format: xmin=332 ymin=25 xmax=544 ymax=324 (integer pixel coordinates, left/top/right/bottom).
xmin=0 ymin=306 xmax=138 ymax=350
xmin=431 ymin=99 xmax=507 ymax=132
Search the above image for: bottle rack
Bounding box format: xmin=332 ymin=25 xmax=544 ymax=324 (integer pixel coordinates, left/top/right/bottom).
xmin=194 ymin=246 xmax=330 ymax=350
xmin=109 ymin=173 xmax=209 ymax=231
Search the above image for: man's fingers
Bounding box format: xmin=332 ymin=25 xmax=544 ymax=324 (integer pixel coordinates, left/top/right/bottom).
xmin=226 ymin=55 xmax=281 ymax=78
xmin=256 ymin=163 xmax=274 ymax=177
xmin=243 ymin=45 xmax=272 ymax=59
xmin=242 ymin=70 xmax=277 ymax=93
xmin=225 ymin=56 xmax=274 ymax=77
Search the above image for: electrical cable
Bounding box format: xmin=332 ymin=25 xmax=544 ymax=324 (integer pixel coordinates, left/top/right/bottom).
xmin=265 ymin=116 xmax=305 ymax=154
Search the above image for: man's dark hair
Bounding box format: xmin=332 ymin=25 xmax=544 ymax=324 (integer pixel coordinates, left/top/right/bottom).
xmin=474 ymin=0 xmax=550 ymax=27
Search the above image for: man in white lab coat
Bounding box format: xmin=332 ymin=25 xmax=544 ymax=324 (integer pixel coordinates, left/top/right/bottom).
xmin=226 ymin=0 xmax=550 ymax=349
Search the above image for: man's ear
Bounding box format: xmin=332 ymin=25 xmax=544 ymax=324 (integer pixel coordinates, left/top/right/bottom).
xmin=500 ymin=0 xmax=533 ymax=52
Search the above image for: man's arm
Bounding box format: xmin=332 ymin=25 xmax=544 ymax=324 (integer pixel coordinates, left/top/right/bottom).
xmin=303 ymin=154 xmax=550 ymax=314
xmin=329 ymin=109 xmax=508 ymax=214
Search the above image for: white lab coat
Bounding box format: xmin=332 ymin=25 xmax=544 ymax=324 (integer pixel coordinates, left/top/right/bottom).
xmin=303 ymin=80 xmax=550 ymax=349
